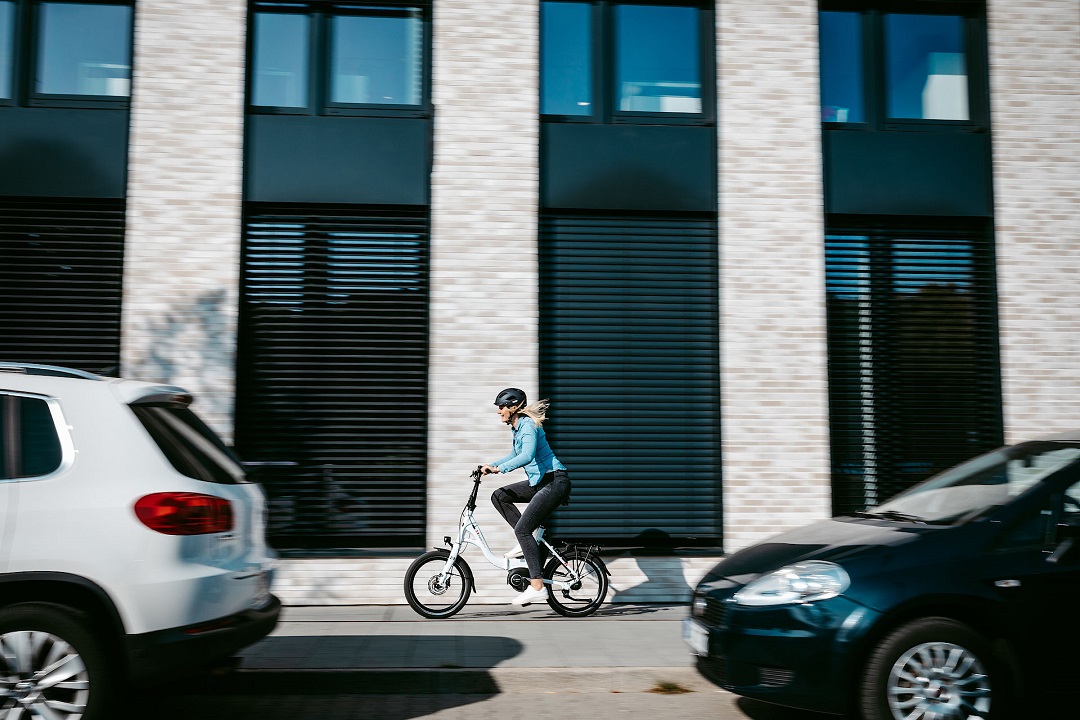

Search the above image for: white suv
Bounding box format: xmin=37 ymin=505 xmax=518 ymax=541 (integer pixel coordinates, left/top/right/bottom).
xmin=0 ymin=364 xmax=280 ymax=719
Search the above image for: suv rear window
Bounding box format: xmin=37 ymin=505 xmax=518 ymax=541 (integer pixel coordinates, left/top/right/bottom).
xmin=132 ymin=406 xmax=245 ymax=484
xmin=1 ymin=394 xmax=63 ymax=479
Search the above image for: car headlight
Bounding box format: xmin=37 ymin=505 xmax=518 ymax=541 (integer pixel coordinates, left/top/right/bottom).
xmin=691 ymin=593 xmax=708 ymax=617
xmin=732 ymin=561 xmax=850 ymax=607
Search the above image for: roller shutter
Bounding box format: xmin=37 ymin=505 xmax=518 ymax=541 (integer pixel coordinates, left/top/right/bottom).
xmin=539 ymin=213 xmax=721 ymax=548
xmin=235 ymin=204 xmax=429 ymax=550
xmin=0 ymin=198 xmax=125 ymax=374
xmin=825 ymin=222 xmax=1003 ymax=514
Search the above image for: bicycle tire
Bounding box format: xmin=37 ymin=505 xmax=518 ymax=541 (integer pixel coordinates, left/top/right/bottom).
xmin=404 ymin=550 xmax=472 ymax=619
xmin=543 ymin=550 xmax=608 ymax=617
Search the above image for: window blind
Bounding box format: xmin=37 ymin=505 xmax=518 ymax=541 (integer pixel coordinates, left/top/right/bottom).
xmin=539 ymin=212 xmax=721 ymax=548
xmin=235 ymin=203 xmax=429 ymax=550
xmin=825 ymin=223 xmax=1003 ymax=514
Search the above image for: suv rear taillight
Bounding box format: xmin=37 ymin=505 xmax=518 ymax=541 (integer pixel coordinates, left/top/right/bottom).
xmin=135 ymin=493 xmax=234 ymax=535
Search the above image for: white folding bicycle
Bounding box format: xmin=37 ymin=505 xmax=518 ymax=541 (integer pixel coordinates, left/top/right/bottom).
xmin=404 ymin=466 xmax=610 ymax=618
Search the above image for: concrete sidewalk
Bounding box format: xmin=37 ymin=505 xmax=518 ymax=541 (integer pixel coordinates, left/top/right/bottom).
xmin=228 ymin=603 xmax=710 ymax=694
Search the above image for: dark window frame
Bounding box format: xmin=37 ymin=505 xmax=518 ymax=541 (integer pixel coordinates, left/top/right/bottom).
xmin=247 ymin=0 xmax=432 ymax=119
xmin=541 ymin=0 xmax=716 ymax=126
xmin=819 ymin=0 xmax=989 ymax=133
xmin=7 ymin=0 xmax=135 ymax=110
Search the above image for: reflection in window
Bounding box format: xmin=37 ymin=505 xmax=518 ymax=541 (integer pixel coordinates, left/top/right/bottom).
xmin=252 ymin=12 xmax=310 ymax=108
xmin=36 ymin=2 xmax=131 ymax=97
xmin=331 ymin=9 xmax=422 ymax=106
xmin=614 ymin=4 xmax=701 ymax=114
xmin=885 ymin=13 xmax=968 ymax=121
xmin=541 ymin=1 xmax=592 ymax=116
xmin=819 ymin=11 xmax=864 ymax=123
xmin=0 ymin=1 xmax=13 ymax=99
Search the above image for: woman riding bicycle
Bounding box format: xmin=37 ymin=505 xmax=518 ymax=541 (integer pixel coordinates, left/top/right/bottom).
xmin=481 ymin=387 xmax=572 ymax=606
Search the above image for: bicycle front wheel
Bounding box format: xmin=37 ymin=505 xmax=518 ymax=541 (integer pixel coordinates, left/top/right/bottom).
xmin=543 ymin=550 xmax=608 ymax=617
xmin=404 ymin=550 xmax=472 ymax=619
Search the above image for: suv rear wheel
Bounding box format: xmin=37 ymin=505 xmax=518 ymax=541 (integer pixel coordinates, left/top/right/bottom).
xmin=0 ymin=602 xmax=114 ymax=720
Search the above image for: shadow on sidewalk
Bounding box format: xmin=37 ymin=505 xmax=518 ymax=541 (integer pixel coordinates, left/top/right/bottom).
xmin=119 ymin=635 xmax=524 ymax=720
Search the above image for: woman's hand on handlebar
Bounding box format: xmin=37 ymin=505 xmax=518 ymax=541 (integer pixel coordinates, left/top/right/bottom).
xmin=480 ymin=464 xmax=500 ymax=476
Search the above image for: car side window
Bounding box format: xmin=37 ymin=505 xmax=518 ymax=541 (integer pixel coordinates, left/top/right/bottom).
xmin=1060 ymin=479 xmax=1080 ymax=531
xmin=0 ymin=393 xmax=63 ymax=479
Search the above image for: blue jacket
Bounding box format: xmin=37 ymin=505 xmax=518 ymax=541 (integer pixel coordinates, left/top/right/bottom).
xmin=491 ymin=416 xmax=566 ymax=486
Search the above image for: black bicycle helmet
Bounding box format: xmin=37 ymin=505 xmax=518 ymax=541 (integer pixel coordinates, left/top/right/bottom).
xmin=494 ymin=388 xmax=527 ymax=409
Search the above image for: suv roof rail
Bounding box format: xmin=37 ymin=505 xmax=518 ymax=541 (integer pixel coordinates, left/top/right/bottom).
xmin=0 ymin=363 xmax=103 ymax=380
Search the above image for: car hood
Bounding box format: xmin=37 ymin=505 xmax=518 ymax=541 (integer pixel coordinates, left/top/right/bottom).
xmin=704 ymin=517 xmax=935 ymax=584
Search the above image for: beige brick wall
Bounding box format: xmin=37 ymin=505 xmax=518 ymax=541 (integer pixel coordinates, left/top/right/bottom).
xmin=717 ymin=1 xmax=832 ymax=552
xmin=427 ymin=0 xmax=541 ymax=558
xmin=987 ymin=1 xmax=1080 ymax=443
xmin=122 ymin=0 xmax=248 ymax=438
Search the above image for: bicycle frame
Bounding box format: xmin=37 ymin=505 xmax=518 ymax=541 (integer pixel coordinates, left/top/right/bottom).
xmin=435 ymin=470 xmax=581 ymax=591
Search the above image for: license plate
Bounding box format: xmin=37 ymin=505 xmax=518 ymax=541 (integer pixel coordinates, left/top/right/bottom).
xmin=682 ymin=617 xmax=710 ymax=656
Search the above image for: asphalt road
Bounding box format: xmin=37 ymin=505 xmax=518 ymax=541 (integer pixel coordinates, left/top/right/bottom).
xmin=123 ymin=670 xmax=838 ymax=720
xmin=124 ymin=677 xmax=833 ymax=716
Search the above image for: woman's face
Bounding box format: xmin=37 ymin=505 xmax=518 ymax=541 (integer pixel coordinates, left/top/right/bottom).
xmin=496 ymin=404 xmax=514 ymax=424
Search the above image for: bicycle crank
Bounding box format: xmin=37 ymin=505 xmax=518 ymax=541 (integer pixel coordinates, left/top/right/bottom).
xmin=507 ymin=568 xmax=531 ymax=592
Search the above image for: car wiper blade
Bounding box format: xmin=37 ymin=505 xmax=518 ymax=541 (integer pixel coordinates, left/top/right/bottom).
xmin=847 ymin=510 xmax=926 ymax=524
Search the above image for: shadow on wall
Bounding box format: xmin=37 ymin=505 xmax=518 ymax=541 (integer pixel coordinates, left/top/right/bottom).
xmin=138 ymin=289 xmax=235 ymax=424
xmin=609 ymin=529 xmax=694 ymax=604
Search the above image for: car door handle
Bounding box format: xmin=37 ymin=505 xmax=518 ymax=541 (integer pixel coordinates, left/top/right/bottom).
xmin=994 ymin=579 xmax=1021 ymax=588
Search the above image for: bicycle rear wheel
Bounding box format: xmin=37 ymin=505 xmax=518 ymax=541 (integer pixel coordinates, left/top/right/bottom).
xmin=404 ymin=550 xmax=472 ymax=619
xmin=543 ymin=550 xmax=608 ymax=617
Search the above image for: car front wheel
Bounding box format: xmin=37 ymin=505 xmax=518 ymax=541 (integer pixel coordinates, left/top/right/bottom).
xmin=0 ymin=602 xmax=114 ymax=720
xmin=860 ymin=617 xmax=1002 ymax=720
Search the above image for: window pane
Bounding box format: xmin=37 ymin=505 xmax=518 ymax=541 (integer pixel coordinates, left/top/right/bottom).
xmin=18 ymin=397 xmax=62 ymax=478
xmin=615 ymin=4 xmax=701 ymax=114
xmin=885 ymin=14 xmax=968 ymax=120
xmin=36 ymin=2 xmax=132 ymax=97
xmin=541 ymin=1 xmax=592 ymax=116
xmin=330 ymin=9 xmax=422 ymax=106
xmin=0 ymin=1 xmax=13 ymax=99
xmin=252 ymin=12 xmax=310 ymax=108
xmin=819 ymin=11 xmax=864 ymax=123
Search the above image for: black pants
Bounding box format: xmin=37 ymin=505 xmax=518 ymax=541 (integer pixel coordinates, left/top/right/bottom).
xmin=491 ymin=470 xmax=571 ymax=579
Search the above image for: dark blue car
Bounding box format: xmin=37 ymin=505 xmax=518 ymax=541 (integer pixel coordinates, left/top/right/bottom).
xmin=684 ymin=433 xmax=1080 ymax=720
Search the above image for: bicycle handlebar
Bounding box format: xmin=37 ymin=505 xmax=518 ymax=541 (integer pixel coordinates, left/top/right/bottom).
xmin=466 ymin=465 xmax=484 ymax=511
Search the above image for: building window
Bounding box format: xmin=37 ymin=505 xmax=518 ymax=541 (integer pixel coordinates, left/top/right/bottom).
xmin=884 ymin=13 xmax=967 ymax=121
xmin=251 ymin=11 xmax=310 ymax=108
xmin=541 ymin=0 xmax=713 ymax=123
xmin=235 ymin=204 xmax=430 ymax=551
xmin=824 ymin=220 xmax=1003 ymax=515
xmin=540 ymin=1 xmax=591 ymax=116
xmin=35 ymin=2 xmax=131 ymax=98
xmin=539 ymin=212 xmax=722 ymax=548
xmin=0 ymin=0 xmax=132 ymax=107
xmin=818 ymin=1 xmax=986 ymax=129
xmin=249 ymin=1 xmax=429 ymax=117
xmin=0 ymin=2 xmax=14 ymax=100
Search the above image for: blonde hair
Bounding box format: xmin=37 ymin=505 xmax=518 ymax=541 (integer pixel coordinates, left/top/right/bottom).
xmin=515 ymin=399 xmax=550 ymax=428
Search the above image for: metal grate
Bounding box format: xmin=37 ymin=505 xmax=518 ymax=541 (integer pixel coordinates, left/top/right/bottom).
xmin=825 ymin=222 xmax=1003 ymax=514
xmin=539 ymin=212 xmax=722 ymax=548
xmin=0 ymin=198 xmax=125 ymax=375
xmin=235 ymin=204 xmax=430 ymax=550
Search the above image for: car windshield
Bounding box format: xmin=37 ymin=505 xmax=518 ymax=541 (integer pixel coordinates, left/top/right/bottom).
xmin=863 ymin=441 xmax=1080 ymax=524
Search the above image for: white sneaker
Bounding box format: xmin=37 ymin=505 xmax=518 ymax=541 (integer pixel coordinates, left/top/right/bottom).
xmin=511 ymin=585 xmax=548 ymax=606
xmin=503 ymin=543 xmax=523 ymax=558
